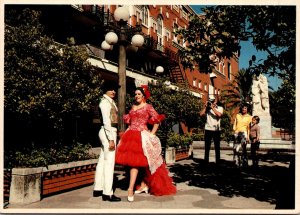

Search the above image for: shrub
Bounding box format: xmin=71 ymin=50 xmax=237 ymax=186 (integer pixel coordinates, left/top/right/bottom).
xmin=166 ymin=132 xmax=193 ymax=149
xmin=4 ymin=142 xmax=97 ymax=169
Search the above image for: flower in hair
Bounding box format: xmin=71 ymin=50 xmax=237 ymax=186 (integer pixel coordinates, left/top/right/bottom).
xmin=140 ymin=85 xmax=151 ymax=100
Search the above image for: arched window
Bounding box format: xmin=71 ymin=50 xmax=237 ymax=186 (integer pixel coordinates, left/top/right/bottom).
xmin=157 ymin=16 xmax=163 ymax=35
xmin=142 ymin=6 xmax=148 ymax=26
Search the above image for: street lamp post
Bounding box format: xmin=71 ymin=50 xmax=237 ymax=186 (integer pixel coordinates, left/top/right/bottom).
xmin=101 ymin=6 xmax=144 ymax=132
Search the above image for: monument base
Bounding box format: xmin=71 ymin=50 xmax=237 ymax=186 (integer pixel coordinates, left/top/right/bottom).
xmin=257 ymin=114 xmax=272 ymax=139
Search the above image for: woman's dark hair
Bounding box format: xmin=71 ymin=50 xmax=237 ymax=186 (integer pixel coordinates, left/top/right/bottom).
xmin=239 ymin=103 xmax=250 ymax=113
xmin=135 ymin=87 xmax=146 ymax=97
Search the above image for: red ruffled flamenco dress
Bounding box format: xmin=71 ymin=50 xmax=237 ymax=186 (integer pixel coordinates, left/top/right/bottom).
xmin=115 ymin=104 xmax=176 ymax=196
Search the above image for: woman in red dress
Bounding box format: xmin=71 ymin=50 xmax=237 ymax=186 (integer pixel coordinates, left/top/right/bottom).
xmin=115 ymin=85 xmax=176 ymax=202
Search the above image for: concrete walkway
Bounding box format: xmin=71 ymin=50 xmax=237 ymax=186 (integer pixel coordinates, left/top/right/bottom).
xmin=4 ymin=146 xmax=297 ymax=214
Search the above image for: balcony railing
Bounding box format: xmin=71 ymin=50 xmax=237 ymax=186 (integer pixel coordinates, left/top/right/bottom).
xmin=82 ymin=5 xmax=142 ymax=37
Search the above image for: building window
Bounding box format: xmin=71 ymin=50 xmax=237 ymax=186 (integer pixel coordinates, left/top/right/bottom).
xmin=228 ymin=62 xmax=231 ymax=80
xmin=142 ymin=6 xmax=148 ymax=26
xmin=198 ymin=81 xmax=202 ymax=89
xmin=218 ymin=62 xmax=222 ymax=73
xmin=173 ymin=23 xmax=178 ymax=42
xmin=136 ymin=11 xmax=141 ymax=24
xmin=182 ymin=10 xmax=188 ymax=20
xmin=153 ymin=23 xmax=156 ymax=32
xmin=166 ymin=32 xmax=170 ymax=41
xmin=157 ymin=16 xmax=162 ymax=35
xmin=172 ymin=5 xmax=179 ymax=12
xmin=193 ymin=78 xmax=197 ymax=87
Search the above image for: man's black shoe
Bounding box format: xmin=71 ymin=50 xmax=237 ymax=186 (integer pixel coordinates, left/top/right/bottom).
xmin=102 ymin=194 xmax=121 ymax=202
xmin=93 ymin=190 xmax=103 ymax=197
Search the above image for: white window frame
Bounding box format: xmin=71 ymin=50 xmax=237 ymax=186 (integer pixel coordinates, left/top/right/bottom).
xmin=142 ymin=6 xmax=149 ymax=27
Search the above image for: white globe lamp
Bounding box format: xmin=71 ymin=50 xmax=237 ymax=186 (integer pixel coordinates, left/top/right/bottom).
xmin=131 ymin=34 xmax=144 ymax=47
xmin=105 ymin=32 xmax=118 ymax=45
xmin=114 ymin=7 xmax=130 ymax=22
xmin=101 ymin=40 xmax=112 ymax=51
xmin=156 ymin=66 xmax=164 ymax=73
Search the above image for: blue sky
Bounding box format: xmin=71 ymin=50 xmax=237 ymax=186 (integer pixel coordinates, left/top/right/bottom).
xmin=190 ymin=5 xmax=281 ymax=90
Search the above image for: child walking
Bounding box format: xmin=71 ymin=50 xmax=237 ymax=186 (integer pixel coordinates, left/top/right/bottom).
xmin=250 ymin=116 xmax=260 ymax=167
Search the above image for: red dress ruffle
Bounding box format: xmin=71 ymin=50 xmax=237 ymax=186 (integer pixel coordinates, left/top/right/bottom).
xmin=115 ymin=130 xmax=148 ymax=167
xmin=145 ymin=163 xmax=176 ymax=196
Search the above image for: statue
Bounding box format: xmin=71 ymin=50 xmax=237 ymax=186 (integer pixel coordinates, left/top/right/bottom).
xmin=252 ymin=73 xmax=270 ymax=116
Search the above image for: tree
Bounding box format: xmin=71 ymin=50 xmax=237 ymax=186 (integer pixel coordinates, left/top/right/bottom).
xmin=148 ymin=80 xmax=204 ymax=133
xmin=177 ymin=6 xmax=295 ymax=78
xmin=220 ymin=68 xmax=253 ymax=111
xmin=176 ymin=6 xmax=295 ymax=125
xmin=4 ymin=8 xmax=102 ymax=147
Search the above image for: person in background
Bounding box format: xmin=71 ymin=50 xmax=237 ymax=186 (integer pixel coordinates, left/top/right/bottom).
xmin=232 ymin=103 xmax=252 ymax=167
xmin=93 ymin=80 xmax=121 ymax=202
xmin=116 ymin=85 xmax=176 ymax=202
xmin=250 ymin=116 xmax=260 ymax=168
xmin=200 ymin=95 xmax=224 ymax=165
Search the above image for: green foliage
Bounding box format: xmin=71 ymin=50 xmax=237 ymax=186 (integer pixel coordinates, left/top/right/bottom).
xmin=177 ymin=6 xmax=295 ymax=80
xmin=4 ymin=8 xmax=103 ymax=168
xmin=4 ymin=8 xmax=102 ymax=129
xmin=269 ymin=80 xmax=295 ymax=130
xmin=220 ymin=110 xmax=235 ymax=143
xmin=166 ymin=132 xmax=181 ymax=148
xmin=147 ymin=80 xmax=205 ymax=135
xmin=221 ymin=68 xmax=253 ymax=111
xmin=191 ymin=128 xmax=204 ymax=141
xmin=5 ymin=142 xmax=97 ymax=168
xmin=166 ymin=132 xmax=193 ymax=148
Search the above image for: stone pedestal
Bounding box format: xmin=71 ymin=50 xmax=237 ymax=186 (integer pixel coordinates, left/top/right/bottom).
xmin=9 ymin=167 xmax=43 ymax=204
xmin=257 ymin=114 xmax=272 ymax=139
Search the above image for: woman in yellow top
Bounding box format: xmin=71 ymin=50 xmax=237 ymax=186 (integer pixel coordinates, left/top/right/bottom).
xmin=232 ymin=104 xmax=252 ymax=167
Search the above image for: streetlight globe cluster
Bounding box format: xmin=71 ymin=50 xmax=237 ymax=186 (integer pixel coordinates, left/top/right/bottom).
xmin=100 ymin=7 xmax=144 ymax=51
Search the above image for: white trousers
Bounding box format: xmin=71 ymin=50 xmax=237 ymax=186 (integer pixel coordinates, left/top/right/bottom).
xmin=94 ymin=127 xmax=117 ymax=196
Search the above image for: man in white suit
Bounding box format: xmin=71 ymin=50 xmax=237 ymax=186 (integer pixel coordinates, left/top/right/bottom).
xmin=93 ymin=80 xmax=121 ymax=202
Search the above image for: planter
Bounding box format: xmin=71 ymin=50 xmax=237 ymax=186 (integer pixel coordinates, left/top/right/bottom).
xmin=42 ymin=159 xmax=98 ymax=196
xmin=8 ymin=159 xmax=98 ymax=204
xmin=4 ymin=169 xmax=12 ymax=204
xmin=175 ymin=147 xmax=190 ymax=161
xmin=165 ymin=145 xmax=192 ymax=163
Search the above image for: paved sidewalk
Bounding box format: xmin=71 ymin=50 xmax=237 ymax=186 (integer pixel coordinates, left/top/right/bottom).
xmin=4 ymin=147 xmax=297 ymax=213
